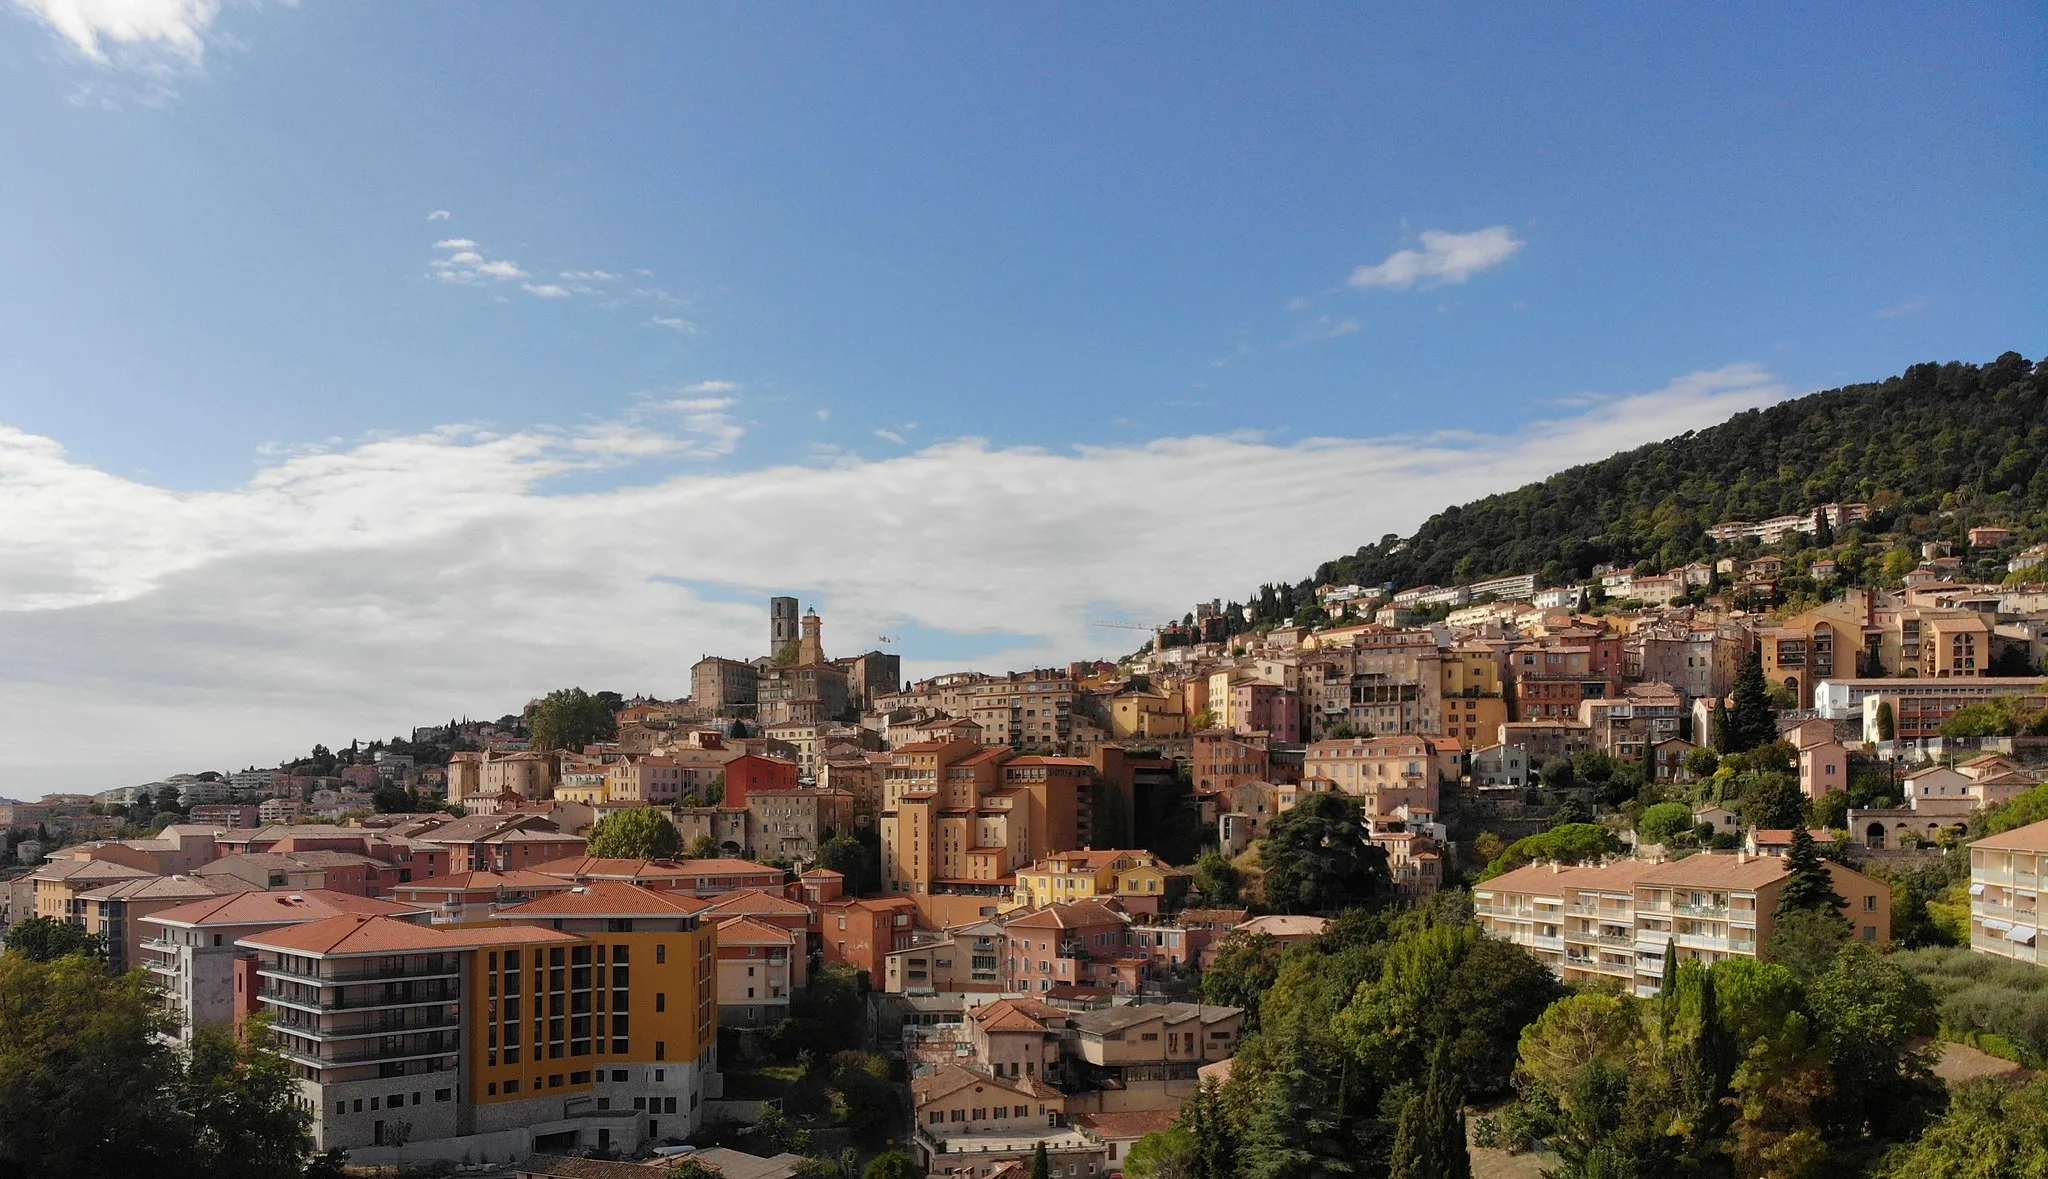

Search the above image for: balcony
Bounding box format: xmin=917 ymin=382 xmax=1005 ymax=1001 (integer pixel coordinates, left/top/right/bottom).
xmin=1673 ymin=903 xmax=1728 ymax=918
xmin=271 ymin=1010 xmax=461 ymax=1041
xmin=273 ymin=1033 xmax=461 ymax=1069
xmin=260 ymin=981 xmax=462 ymax=1013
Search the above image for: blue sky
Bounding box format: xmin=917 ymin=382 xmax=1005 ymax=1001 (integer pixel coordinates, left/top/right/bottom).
xmin=4 ymin=3 xmax=2041 ymax=484
xmin=0 ymin=1 xmax=2042 ymax=787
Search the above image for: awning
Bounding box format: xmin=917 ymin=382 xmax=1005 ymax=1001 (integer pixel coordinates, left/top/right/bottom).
xmin=2008 ymin=926 xmax=2038 ymax=945
xmin=1969 ymin=883 xmax=1987 ymax=896
xmin=1982 ymin=919 xmax=2013 ymax=933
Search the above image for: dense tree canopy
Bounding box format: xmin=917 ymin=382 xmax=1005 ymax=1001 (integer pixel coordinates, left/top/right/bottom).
xmin=1240 ymin=354 xmax=2048 ymax=601
xmin=1256 ymin=793 xmax=1388 ymax=914
xmin=526 ymin=686 xmax=620 ymax=752
xmin=585 ymin=806 xmax=681 ymax=859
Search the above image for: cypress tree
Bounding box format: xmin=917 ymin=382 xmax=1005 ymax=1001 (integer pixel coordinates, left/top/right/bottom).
xmin=1030 ymin=1141 xmax=1050 ymax=1179
xmin=1728 ymin=650 xmax=1775 ymax=751
xmin=1389 ymin=1045 xmax=1471 ymax=1179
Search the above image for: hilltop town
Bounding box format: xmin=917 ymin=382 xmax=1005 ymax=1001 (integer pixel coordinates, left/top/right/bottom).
xmin=4 ymin=354 xmax=2048 ymax=1179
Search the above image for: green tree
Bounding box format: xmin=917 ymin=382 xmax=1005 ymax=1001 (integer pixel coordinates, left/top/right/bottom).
xmin=1187 ymin=1077 xmax=1238 ymax=1179
xmin=0 ymin=953 xmax=193 ymax=1176
xmin=1236 ymin=1030 xmax=1357 ymax=1179
xmin=1740 ymin=772 xmax=1807 ymax=832
xmin=1877 ymin=1075 xmax=2048 ymax=1179
xmin=1192 ymin=852 xmax=1243 ymax=906
xmin=685 ymin=834 xmax=719 ymax=859
xmin=1728 ymin=649 xmax=1777 ymax=752
xmin=1388 ymin=1045 xmax=1471 ymax=1179
xmin=1873 ymin=700 xmax=1895 ymax=742
xmin=526 ymin=687 xmax=620 ymax=752
xmin=1766 ymin=908 xmax=1850 ymax=983
xmin=1256 ymin=792 xmax=1388 ymax=915
xmin=1636 ymin=802 xmax=1695 ymax=846
xmin=1683 ymin=747 xmax=1721 ymax=779
xmin=181 ymin=1019 xmax=313 ymax=1179
xmin=1030 ymin=1140 xmax=1051 ymax=1179
xmin=1778 ymin=828 xmax=1849 ymax=916
xmin=1540 ymin=757 xmax=1577 ymax=791
xmin=817 ymin=833 xmax=881 ymax=894
xmin=1480 ymin=824 xmax=1622 ymax=880
xmin=1202 ymin=932 xmax=1282 ymax=1022
xmin=1808 ymin=945 xmax=1941 ymax=1145
xmin=586 ymin=807 xmax=682 ymax=859
xmin=2 ymin=916 xmax=105 ymax=962
xmin=860 ymin=1152 xmax=922 ymax=1179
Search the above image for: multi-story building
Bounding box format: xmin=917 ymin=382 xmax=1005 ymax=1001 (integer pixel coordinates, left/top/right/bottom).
xmin=1189 ymin=731 xmax=1280 ymax=797
xmin=743 ymin=787 xmax=856 ymax=862
xmin=1579 ymin=684 xmax=1684 ymax=761
xmin=1301 ymin=631 xmax=1443 ymax=739
xmin=966 ymin=672 xmax=1080 ymax=754
xmin=1003 ymin=900 xmax=1148 ymax=997
xmin=1469 ymin=743 xmax=1531 ymax=790
xmin=1476 ymin=852 xmax=1890 ymax=997
xmin=243 ymin=881 xmax=718 ymax=1160
xmin=1301 ymin=735 xmax=1438 ymax=817
xmin=1230 ymin=681 xmax=1301 ymax=742
xmin=1010 ymin=850 xmax=1176 ymax=915
xmin=882 ymin=919 xmax=1007 ymax=994
xmin=712 ymin=916 xmax=802 ymax=1027
xmin=690 ymin=657 xmax=759 ymax=718
xmin=141 ymin=890 xmax=432 ymax=1042
xmin=76 ymin=873 xmax=256 ymax=973
xmin=1107 ymin=688 xmax=1186 ymax=740
xmin=1967 ymin=819 xmax=2048 ymax=965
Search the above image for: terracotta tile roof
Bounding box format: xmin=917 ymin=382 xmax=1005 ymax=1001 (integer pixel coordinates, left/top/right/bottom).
xmin=1972 ymin=818 xmax=2048 ymax=854
xmin=702 ymin=889 xmax=810 ymax=918
xmin=912 ymin=1064 xmax=1062 ymax=1104
xmin=145 ymin=888 xmax=427 ymax=929
xmin=29 ymin=858 xmax=157 ymax=884
xmin=1073 ymin=1109 xmax=1178 ymax=1140
xmin=533 ymin=856 xmax=783 ymax=882
xmin=968 ymin=998 xmax=1067 ymax=1033
xmin=75 ymin=874 xmax=258 ymax=902
xmin=797 ymin=867 xmax=844 ymax=880
xmin=1002 ymin=899 xmax=1129 ymax=932
xmin=1235 ymin=914 xmax=1328 ymax=939
xmin=239 ymin=913 xmax=457 ymax=955
xmin=1639 ymin=852 xmax=1792 ymax=891
xmin=393 ymin=869 xmax=575 ymax=894
xmin=490 ymin=880 xmax=712 ymax=919
xmin=714 ymin=917 xmax=798 ymax=947
xmin=1750 ymin=829 xmax=1833 ymax=846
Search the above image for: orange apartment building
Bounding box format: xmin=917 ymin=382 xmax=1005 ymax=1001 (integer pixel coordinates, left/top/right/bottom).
xmin=240 ymin=880 xmax=719 ymax=1161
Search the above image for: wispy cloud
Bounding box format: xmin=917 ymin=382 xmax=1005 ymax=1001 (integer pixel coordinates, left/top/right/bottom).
xmin=652 ymin=316 xmax=699 ymax=333
xmin=815 ymin=409 xmax=831 ymax=423
xmin=873 ymin=429 xmax=906 ymax=445
xmin=561 ymin=270 xmax=620 ymax=283
xmin=522 ymin=283 xmax=572 ymax=298
xmin=0 ymin=363 xmax=1789 ymax=789
xmin=14 ymin=0 xmax=219 ymax=65
xmin=682 ymin=380 xmax=737 ymax=395
xmin=1875 ymin=297 xmax=1930 ymax=319
xmin=427 ymin=210 xmax=452 ymax=222
xmin=428 ymin=239 xmax=528 ymax=285
xmin=1350 ymin=226 xmax=1525 ymax=290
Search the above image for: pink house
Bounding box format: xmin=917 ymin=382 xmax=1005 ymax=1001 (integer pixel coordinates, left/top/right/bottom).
xmin=1232 ymin=683 xmax=1302 ymax=743
xmin=1797 ymin=738 xmax=1849 ymax=799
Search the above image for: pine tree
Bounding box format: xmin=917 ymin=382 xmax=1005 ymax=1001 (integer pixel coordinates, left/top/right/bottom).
xmin=1389 ymin=1045 xmax=1471 ymax=1179
xmin=1728 ymin=650 xmax=1775 ymax=751
xmin=1774 ymin=827 xmax=1847 ymax=916
xmin=1030 ymin=1141 xmax=1050 ymax=1179
xmin=1189 ymin=1077 xmax=1237 ymax=1179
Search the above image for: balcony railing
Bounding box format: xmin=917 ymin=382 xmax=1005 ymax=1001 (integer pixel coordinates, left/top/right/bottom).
xmin=271 ymin=1010 xmax=461 ymax=1041
xmin=273 ymin=1033 xmax=461 ymax=1068
xmin=260 ymin=982 xmax=462 ymax=1012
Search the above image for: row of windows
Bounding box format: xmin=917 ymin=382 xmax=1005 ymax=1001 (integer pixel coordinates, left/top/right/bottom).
xmin=337 ymin=1089 xmax=451 ymax=1114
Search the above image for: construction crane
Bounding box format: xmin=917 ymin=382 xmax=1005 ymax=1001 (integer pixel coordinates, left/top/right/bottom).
xmin=1089 ymin=620 xmax=1156 ymax=631
xmin=876 ymin=634 xmax=901 ymax=644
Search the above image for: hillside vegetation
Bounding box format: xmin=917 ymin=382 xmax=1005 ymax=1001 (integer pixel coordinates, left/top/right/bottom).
xmin=1305 ymin=352 xmax=2045 ymax=597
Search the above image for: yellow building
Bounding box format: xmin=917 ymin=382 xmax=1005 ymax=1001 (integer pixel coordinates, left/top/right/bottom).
xmin=1010 ymin=849 xmax=1174 ymax=912
xmin=1921 ymin=615 xmax=1990 ymax=678
xmin=1108 ymin=689 xmax=1186 ymax=740
xmin=242 ymin=881 xmax=718 ymax=1161
xmin=1439 ymin=649 xmax=1504 ymax=698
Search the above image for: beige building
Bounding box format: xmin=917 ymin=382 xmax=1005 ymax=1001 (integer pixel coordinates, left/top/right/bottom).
xmin=744 ymin=787 xmax=855 ymax=862
xmin=1476 ymin=852 xmax=1891 ymax=997
xmin=1968 ymin=819 xmax=2048 ymax=965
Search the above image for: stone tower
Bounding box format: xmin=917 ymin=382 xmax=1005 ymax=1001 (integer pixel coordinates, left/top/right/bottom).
xmin=769 ymin=596 xmax=799 ymax=658
xmin=797 ymin=607 xmax=826 ymax=667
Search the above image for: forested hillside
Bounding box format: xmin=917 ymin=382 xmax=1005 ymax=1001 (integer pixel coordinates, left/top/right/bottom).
xmin=1305 ymin=351 xmax=2045 ymax=598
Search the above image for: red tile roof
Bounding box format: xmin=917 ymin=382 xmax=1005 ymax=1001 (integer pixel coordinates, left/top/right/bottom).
xmin=490 ymin=880 xmax=712 ymax=919
xmin=144 ymin=889 xmax=427 ymax=929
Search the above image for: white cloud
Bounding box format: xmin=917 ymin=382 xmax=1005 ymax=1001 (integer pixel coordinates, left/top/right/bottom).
xmin=522 ymin=283 xmax=572 ymax=299
xmin=652 ymin=316 xmax=698 ymax=333
xmin=0 ymin=363 xmax=1787 ymax=789
xmin=873 ymin=428 xmax=906 ymax=445
xmin=681 ymin=380 xmax=737 ymax=395
xmin=561 ymin=270 xmax=620 ymax=282
xmin=427 ymin=210 xmax=452 ymax=222
xmin=13 ymin=0 xmax=219 ymax=65
xmin=428 ymin=239 xmax=528 ymax=285
xmin=1350 ymin=226 xmax=1525 ymax=290
xmin=815 ymin=409 xmax=830 ymax=423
